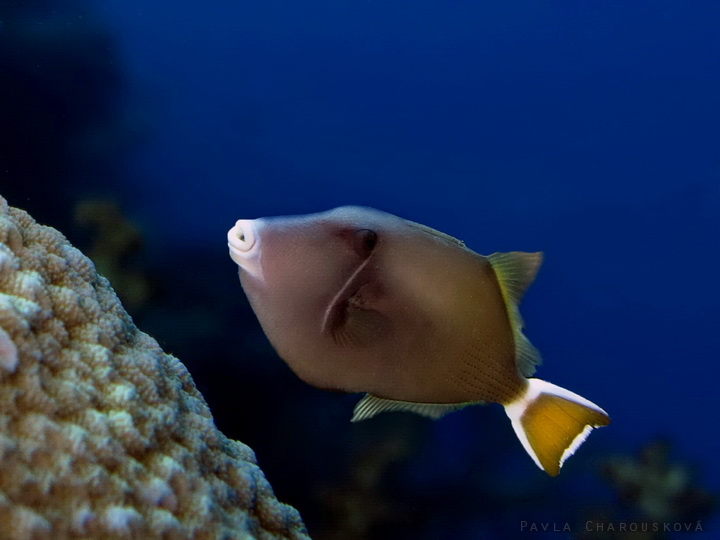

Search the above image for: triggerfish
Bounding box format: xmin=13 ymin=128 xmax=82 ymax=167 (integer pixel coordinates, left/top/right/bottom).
xmin=227 ymin=206 xmax=610 ymax=476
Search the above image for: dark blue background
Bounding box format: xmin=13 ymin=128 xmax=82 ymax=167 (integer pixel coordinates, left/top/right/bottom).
xmin=3 ymin=1 xmax=719 ymax=538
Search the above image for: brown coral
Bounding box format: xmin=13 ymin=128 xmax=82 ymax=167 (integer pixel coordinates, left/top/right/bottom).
xmin=72 ymin=198 xmax=152 ymax=312
xmin=0 ymin=195 xmax=309 ymax=540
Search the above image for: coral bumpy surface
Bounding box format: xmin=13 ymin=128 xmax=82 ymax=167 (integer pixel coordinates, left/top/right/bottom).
xmin=0 ymin=196 xmax=309 ymax=540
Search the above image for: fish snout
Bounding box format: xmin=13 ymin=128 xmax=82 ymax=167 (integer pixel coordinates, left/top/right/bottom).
xmin=228 ymin=219 xmax=258 ymax=266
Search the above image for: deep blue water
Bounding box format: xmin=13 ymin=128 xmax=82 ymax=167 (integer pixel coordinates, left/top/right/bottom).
xmin=2 ymin=1 xmax=719 ymax=538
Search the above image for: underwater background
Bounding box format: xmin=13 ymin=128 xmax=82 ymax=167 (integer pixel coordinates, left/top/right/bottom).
xmin=1 ymin=1 xmax=718 ymax=538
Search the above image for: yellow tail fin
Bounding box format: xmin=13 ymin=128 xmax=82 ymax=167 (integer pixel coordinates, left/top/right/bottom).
xmin=504 ymin=379 xmax=610 ymax=476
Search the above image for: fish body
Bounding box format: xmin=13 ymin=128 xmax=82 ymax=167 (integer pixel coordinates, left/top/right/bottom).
xmin=228 ymin=206 xmax=610 ymax=476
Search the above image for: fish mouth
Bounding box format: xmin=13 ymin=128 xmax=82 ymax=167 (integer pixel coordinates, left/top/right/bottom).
xmin=227 ymin=219 xmax=257 ymax=265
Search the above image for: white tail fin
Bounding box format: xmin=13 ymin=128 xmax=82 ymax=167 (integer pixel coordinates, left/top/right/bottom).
xmin=504 ymin=378 xmax=610 ymax=476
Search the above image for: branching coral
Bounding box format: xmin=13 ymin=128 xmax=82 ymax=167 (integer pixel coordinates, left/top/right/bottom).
xmin=603 ymin=440 xmax=716 ymax=523
xmin=0 ymin=195 xmax=308 ymax=540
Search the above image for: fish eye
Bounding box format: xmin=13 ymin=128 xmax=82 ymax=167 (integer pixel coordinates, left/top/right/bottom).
xmin=353 ymin=229 xmax=378 ymax=257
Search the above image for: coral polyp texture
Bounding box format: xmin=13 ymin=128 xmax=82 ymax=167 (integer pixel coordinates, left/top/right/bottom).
xmin=0 ymin=195 xmax=308 ymax=540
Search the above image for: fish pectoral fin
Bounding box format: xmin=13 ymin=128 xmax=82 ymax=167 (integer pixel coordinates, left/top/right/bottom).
xmin=332 ymin=307 xmax=389 ymax=348
xmin=351 ymin=393 xmax=467 ymax=422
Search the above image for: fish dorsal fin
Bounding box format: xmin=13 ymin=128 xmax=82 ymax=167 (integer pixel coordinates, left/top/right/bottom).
xmin=488 ymin=251 xmax=543 ymax=377
xmin=487 ymin=251 xmax=543 ymax=305
xmin=514 ymin=332 xmax=542 ymax=378
xmin=406 ymin=221 xmax=466 ymax=248
xmin=351 ymin=394 xmax=467 ymax=422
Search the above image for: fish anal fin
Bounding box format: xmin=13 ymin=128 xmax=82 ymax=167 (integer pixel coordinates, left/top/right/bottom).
xmin=504 ymin=379 xmax=611 ymax=476
xmin=351 ymin=393 xmax=467 ymax=422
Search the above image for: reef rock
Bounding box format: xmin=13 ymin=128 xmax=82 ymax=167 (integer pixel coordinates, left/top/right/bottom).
xmin=0 ymin=195 xmax=308 ymax=540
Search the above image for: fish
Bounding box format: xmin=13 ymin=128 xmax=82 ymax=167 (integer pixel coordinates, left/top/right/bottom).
xmin=227 ymin=206 xmax=610 ymax=476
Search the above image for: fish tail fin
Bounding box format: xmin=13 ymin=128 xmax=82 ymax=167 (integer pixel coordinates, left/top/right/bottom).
xmin=503 ymin=378 xmax=611 ymax=476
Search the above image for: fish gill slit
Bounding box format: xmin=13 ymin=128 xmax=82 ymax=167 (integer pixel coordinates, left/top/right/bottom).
xmin=321 ymin=257 xmax=373 ymax=336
